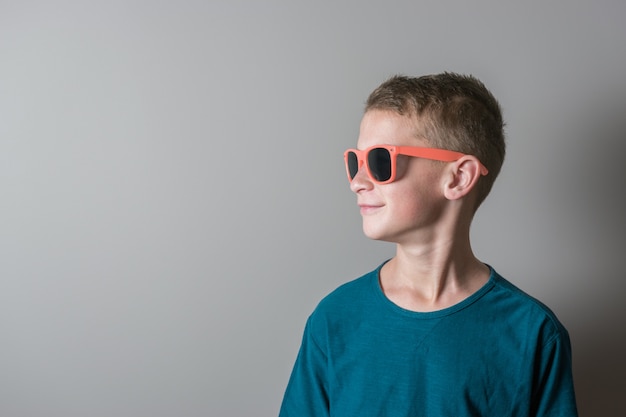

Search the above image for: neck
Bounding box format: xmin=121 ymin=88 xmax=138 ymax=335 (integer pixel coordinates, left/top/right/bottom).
xmin=380 ymin=231 xmax=490 ymax=312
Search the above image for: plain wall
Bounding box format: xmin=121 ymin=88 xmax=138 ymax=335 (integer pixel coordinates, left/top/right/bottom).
xmin=1 ymin=1 xmax=624 ymax=416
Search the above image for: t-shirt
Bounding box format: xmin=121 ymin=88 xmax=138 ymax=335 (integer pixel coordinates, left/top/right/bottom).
xmin=279 ymin=263 xmax=578 ymax=417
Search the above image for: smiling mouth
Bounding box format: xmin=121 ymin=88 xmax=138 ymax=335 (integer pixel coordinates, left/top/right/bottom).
xmin=358 ymin=204 xmax=383 ymax=214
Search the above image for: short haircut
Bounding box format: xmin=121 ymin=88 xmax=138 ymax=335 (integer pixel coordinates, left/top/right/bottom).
xmin=365 ymin=73 xmax=506 ymax=209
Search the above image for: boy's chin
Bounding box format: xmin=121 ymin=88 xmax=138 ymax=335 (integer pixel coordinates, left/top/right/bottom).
xmin=362 ymin=227 xmax=397 ymax=243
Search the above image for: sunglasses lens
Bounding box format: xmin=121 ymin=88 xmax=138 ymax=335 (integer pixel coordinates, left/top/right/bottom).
xmin=368 ymin=148 xmax=392 ymax=182
xmin=347 ymin=151 xmax=359 ymax=179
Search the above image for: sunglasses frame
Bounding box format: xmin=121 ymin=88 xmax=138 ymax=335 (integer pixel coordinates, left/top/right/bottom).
xmin=344 ymin=144 xmax=489 ymax=184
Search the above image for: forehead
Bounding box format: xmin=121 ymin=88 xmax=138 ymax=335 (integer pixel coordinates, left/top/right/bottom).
xmin=357 ymin=110 xmax=426 ymax=149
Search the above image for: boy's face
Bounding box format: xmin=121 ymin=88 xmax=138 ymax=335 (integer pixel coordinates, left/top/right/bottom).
xmin=351 ymin=110 xmax=448 ymax=244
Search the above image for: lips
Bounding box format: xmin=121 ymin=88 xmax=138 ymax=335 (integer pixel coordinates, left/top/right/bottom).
xmin=358 ymin=203 xmax=383 ymax=214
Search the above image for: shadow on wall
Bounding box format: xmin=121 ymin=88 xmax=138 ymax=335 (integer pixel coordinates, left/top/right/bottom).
xmin=558 ymin=91 xmax=626 ymax=416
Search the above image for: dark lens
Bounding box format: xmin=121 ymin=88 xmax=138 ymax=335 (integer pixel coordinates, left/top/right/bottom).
xmin=347 ymin=152 xmax=359 ymax=179
xmin=368 ymin=148 xmax=392 ymax=181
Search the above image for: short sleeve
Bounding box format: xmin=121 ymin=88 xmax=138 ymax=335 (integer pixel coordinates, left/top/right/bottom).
xmin=532 ymin=327 xmax=579 ymax=416
xmin=278 ymin=316 xmax=330 ymax=417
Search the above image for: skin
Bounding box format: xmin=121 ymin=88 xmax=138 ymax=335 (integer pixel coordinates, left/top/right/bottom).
xmin=350 ymin=109 xmax=490 ymax=312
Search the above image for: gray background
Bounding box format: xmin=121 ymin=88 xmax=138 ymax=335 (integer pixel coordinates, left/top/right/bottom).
xmin=1 ymin=1 xmax=624 ymax=416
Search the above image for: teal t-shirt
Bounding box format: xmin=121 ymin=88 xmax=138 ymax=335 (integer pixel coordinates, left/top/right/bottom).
xmin=279 ymin=263 xmax=578 ymax=417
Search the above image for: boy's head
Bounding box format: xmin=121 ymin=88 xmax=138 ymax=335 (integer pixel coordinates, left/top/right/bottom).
xmin=365 ymin=73 xmax=506 ymax=209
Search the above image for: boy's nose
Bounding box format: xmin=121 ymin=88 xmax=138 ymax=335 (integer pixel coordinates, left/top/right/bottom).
xmin=349 ymin=166 xmax=374 ymax=193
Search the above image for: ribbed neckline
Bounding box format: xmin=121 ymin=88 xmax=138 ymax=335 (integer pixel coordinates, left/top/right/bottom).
xmin=369 ymin=260 xmax=497 ymax=319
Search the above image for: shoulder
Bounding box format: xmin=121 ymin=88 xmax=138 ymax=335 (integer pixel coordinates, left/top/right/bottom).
xmin=305 ymin=265 xmax=382 ymax=335
xmin=488 ymin=269 xmax=570 ymax=346
xmin=314 ymin=267 xmax=378 ymax=315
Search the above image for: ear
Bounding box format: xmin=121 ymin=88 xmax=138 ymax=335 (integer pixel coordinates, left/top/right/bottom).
xmin=443 ymin=156 xmax=483 ymax=202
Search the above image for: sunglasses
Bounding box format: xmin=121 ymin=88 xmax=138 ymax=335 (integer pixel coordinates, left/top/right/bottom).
xmin=344 ymin=145 xmax=489 ymax=184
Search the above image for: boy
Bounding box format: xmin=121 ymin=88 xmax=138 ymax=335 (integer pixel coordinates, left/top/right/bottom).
xmin=279 ymin=73 xmax=578 ymax=416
